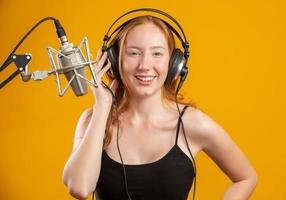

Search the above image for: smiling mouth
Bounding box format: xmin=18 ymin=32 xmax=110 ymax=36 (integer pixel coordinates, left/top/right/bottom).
xmin=134 ymin=75 xmax=157 ymax=81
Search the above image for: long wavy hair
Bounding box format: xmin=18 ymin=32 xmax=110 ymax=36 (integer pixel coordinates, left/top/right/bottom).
xmin=103 ymin=15 xmax=197 ymax=149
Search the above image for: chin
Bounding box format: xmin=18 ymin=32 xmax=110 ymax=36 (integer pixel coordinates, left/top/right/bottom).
xmin=132 ymin=87 xmax=162 ymax=98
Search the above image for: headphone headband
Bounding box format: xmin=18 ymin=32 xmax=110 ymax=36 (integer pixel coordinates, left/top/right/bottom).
xmin=102 ymin=8 xmax=190 ymax=61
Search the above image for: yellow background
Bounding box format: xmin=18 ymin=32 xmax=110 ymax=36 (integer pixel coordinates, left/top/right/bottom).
xmin=0 ymin=0 xmax=285 ymax=199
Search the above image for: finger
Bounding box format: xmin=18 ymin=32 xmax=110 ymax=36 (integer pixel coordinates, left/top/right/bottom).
xmin=110 ymin=79 xmax=119 ymax=93
xmin=93 ymin=49 xmax=103 ymax=72
xmin=98 ymin=60 xmax=111 ymax=78
xmin=89 ymin=74 xmax=100 ymax=88
xmin=95 ymin=49 xmax=103 ymax=62
xmin=97 ymin=51 xmax=108 ymax=70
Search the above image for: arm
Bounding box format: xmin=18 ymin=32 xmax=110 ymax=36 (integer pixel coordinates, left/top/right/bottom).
xmin=62 ymin=104 xmax=111 ymax=199
xmin=192 ymin=109 xmax=258 ymax=200
xmin=62 ymin=49 xmax=117 ymax=199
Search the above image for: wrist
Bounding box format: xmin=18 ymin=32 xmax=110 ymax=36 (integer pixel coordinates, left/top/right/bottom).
xmin=93 ymin=96 xmax=113 ymax=108
xmin=92 ymin=102 xmax=113 ymax=114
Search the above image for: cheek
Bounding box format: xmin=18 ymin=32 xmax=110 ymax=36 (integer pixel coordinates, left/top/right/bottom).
xmin=122 ymin=59 xmax=136 ymax=76
xmin=122 ymin=57 xmax=139 ymax=73
xmin=120 ymin=58 xmax=139 ymax=89
xmin=155 ymin=58 xmax=169 ymax=77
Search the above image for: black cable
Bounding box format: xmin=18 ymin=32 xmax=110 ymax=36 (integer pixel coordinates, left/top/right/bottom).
xmin=180 ymin=113 xmax=197 ymax=200
xmin=0 ymin=17 xmax=57 ymax=72
xmin=93 ymin=81 xmax=133 ymax=200
xmin=175 ymin=78 xmax=197 ymax=200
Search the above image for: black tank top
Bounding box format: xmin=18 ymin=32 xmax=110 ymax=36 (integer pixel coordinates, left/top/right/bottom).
xmin=95 ymin=105 xmax=195 ymax=200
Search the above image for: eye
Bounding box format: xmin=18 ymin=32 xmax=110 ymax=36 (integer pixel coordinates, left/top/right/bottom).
xmin=127 ymin=51 xmax=141 ymax=56
xmin=153 ymin=52 xmax=163 ymax=57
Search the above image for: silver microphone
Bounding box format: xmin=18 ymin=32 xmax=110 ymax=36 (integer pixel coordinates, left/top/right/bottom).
xmin=58 ymin=40 xmax=88 ymax=96
xmin=46 ymin=20 xmax=98 ymax=97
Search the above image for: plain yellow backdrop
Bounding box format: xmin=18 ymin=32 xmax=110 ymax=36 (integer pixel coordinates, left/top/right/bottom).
xmin=0 ymin=0 xmax=285 ymax=199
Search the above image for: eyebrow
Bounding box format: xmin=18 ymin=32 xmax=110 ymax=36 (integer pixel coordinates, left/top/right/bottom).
xmin=126 ymin=46 xmax=166 ymax=50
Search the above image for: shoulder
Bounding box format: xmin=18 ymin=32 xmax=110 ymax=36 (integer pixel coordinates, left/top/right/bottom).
xmin=184 ymin=106 xmax=217 ymax=133
xmin=181 ymin=105 xmax=210 ymax=128
xmin=183 ymin=105 xmax=258 ymax=183
xmin=182 ymin=105 xmax=231 ymax=152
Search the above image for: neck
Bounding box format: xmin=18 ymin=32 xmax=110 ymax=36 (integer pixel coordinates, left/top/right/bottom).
xmin=125 ymin=89 xmax=168 ymax=123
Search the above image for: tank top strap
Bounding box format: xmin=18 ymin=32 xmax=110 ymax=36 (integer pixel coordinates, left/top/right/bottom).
xmin=175 ymin=105 xmax=189 ymax=145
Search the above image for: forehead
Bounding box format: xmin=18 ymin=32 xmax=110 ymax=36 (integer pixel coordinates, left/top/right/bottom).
xmin=124 ymin=23 xmax=168 ymax=48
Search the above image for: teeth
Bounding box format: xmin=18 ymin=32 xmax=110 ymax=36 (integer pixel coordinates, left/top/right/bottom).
xmin=135 ymin=76 xmax=155 ymax=81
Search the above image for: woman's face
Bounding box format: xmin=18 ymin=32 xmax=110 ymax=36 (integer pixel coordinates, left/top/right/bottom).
xmin=121 ymin=23 xmax=170 ymax=98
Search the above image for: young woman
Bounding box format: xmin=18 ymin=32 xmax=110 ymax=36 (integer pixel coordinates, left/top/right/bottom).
xmin=62 ymin=15 xmax=258 ymax=200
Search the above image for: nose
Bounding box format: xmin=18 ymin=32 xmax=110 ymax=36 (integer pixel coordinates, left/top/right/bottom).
xmin=138 ymin=53 xmax=150 ymax=71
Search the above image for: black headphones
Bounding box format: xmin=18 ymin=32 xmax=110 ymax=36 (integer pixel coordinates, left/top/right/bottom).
xmin=102 ymin=8 xmax=190 ymax=88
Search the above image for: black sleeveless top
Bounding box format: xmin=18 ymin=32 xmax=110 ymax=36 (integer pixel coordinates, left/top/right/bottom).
xmin=95 ymin=106 xmax=195 ymax=200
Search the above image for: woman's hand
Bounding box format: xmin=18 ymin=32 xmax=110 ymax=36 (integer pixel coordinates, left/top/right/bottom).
xmin=90 ymin=49 xmax=119 ymax=108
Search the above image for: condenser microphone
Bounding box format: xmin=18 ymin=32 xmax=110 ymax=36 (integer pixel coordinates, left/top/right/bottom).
xmin=57 ymin=42 xmax=89 ymax=96
xmin=53 ymin=20 xmax=88 ymax=96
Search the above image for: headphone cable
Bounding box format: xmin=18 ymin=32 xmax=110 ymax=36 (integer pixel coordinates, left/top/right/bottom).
xmin=92 ymin=81 xmax=133 ymax=200
xmin=175 ymin=78 xmax=197 ymax=200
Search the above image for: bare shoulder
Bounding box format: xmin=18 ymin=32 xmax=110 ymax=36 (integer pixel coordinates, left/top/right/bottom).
xmin=182 ymin=106 xmax=230 ymax=151
xmin=182 ymin=105 xmax=213 ymax=133
xmin=183 ymin=105 xmax=258 ymax=183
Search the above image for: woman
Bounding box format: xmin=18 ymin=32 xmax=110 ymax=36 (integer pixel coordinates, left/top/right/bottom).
xmin=62 ymin=15 xmax=258 ymax=200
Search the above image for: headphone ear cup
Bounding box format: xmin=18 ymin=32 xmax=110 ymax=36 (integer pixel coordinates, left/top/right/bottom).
xmin=166 ymin=48 xmax=184 ymax=85
xmin=107 ymin=45 xmax=121 ymax=82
